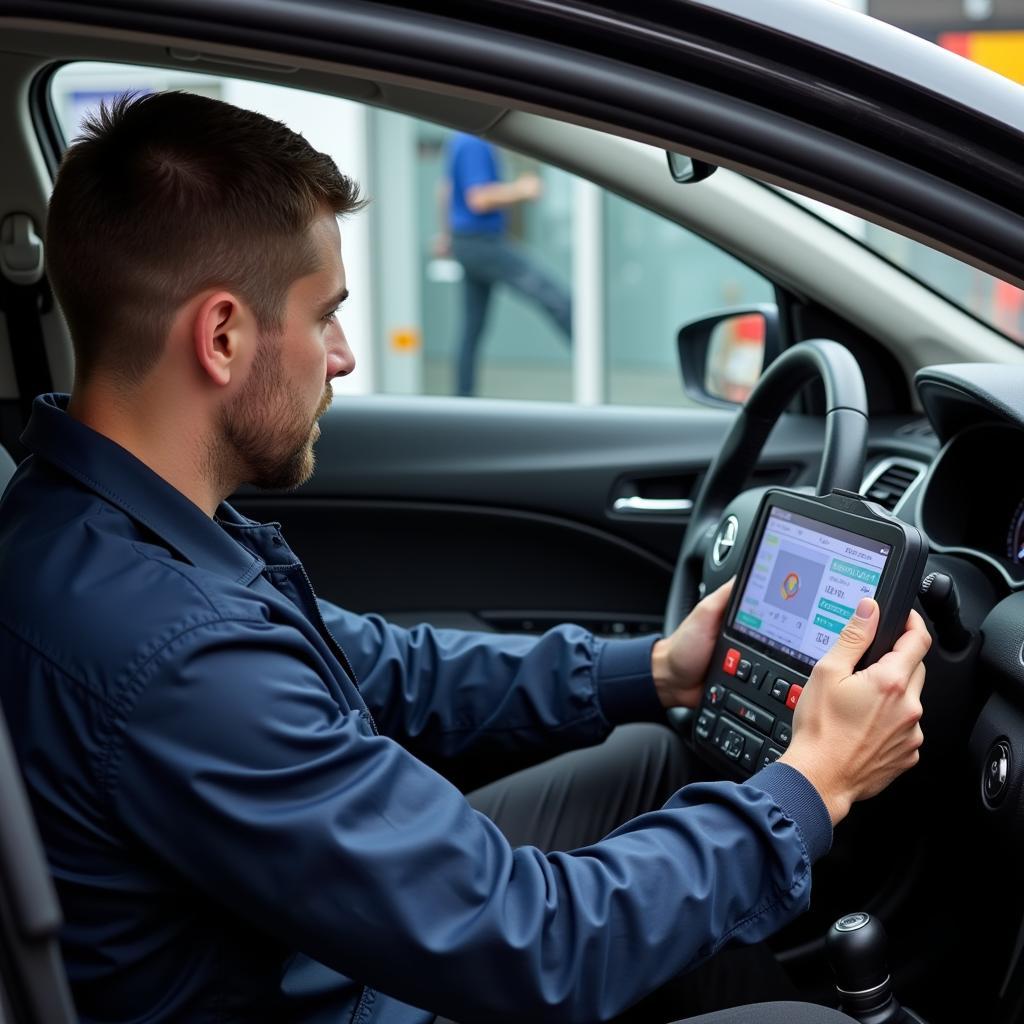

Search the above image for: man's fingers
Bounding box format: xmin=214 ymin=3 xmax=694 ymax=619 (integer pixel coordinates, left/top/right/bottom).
xmin=692 ymin=577 xmax=734 ymax=623
xmin=688 ymin=577 xmax=737 ymax=630
xmin=897 ymin=655 xmax=929 ymax=704
xmin=825 ymin=597 xmax=879 ymax=672
xmin=882 ymin=611 xmax=933 ymax=677
xmin=907 ymin=661 xmax=926 ymax=702
xmin=891 ymin=610 xmax=933 ymax=656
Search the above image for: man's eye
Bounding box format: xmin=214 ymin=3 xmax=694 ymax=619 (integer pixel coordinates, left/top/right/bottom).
xmin=322 ymin=306 xmax=340 ymax=323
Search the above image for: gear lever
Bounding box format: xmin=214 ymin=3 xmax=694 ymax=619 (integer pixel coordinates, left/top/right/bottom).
xmin=826 ymin=913 xmax=927 ymax=1024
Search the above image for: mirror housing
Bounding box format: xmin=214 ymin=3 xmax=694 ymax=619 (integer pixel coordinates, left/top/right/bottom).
xmin=677 ymin=305 xmax=780 ymax=406
xmin=665 ymin=151 xmax=717 ymax=184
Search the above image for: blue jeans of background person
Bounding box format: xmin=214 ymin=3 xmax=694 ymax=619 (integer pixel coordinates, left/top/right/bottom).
xmin=451 ymin=232 xmax=572 ymax=396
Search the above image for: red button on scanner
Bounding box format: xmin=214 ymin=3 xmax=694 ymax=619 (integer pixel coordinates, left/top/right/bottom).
xmin=722 ymin=648 xmax=741 ymax=676
xmin=785 ymin=684 xmax=803 ymax=711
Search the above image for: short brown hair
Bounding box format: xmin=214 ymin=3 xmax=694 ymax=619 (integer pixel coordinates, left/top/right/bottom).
xmin=46 ymin=90 xmax=366 ymax=385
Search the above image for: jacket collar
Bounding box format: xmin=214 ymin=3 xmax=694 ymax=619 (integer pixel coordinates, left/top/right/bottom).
xmin=22 ymin=393 xmax=264 ymax=585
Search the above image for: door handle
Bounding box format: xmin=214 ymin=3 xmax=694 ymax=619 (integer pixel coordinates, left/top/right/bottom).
xmin=612 ymin=496 xmax=694 ymax=515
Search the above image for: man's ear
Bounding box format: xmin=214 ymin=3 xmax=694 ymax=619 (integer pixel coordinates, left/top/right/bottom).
xmin=192 ymin=291 xmax=251 ymax=387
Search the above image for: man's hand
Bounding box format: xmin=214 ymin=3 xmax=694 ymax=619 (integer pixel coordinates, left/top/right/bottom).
xmin=466 ymin=173 xmax=543 ymax=213
xmin=651 ymin=579 xmax=734 ymax=711
xmin=779 ymin=598 xmax=931 ymax=827
xmin=515 ymin=172 xmax=543 ymax=202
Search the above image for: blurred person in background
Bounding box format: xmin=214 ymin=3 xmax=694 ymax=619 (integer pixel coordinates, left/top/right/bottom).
xmin=438 ymin=133 xmax=572 ymax=396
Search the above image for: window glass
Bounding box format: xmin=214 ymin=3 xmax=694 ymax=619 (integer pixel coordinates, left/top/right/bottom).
xmin=603 ymin=194 xmax=774 ymax=406
xmin=864 ymin=222 xmax=1024 ymax=345
xmin=50 ymin=62 xmax=776 ymax=407
xmin=780 ymin=190 xmax=1024 ymax=346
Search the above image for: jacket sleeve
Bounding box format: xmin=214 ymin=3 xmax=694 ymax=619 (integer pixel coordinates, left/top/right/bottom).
xmin=109 ymin=616 xmax=832 ymax=1024
xmin=318 ymin=599 xmax=667 ymax=759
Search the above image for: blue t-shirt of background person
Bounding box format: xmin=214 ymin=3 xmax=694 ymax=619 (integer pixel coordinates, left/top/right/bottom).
xmin=447 ymin=133 xmax=506 ymax=235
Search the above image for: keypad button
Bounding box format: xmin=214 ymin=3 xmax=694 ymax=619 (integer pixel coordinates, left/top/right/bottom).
xmin=722 ymin=648 xmax=741 ymax=675
xmin=786 ymin=684 xmax=804 ymax=711
xmin=696 ymin=710 xmax=717 ymax=742
xmin=769 ymin=678 xmax=791 ymax=703
xmin=740 ymin=738 xmax=764 ymax=773
xmin=736 ymin=659 xmax=751 ymax=681
xmin=724 ymin=693 xmax=775 ymax=736
xmin=773 ymin=720 xmax=792 ymax=747
xmin=762 ymin=746 xmax=784 ymax=768
xmin=720 ymin=729 xmax=745 ymax=761
xmin=719 ymin=718 xmax=764 ymax=774
xmin=749 ymin=663 xmax=763 ymax=689
xmin=706 ymin=684 xmax=727 ymax=707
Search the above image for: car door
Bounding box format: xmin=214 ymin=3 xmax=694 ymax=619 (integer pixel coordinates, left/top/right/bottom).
xmin=233 ymin=396 xmax=817 ymax=634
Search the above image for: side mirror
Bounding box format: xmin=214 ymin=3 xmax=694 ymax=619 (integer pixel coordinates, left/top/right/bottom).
xmin=677 ymin=305 xmax=780 ymax=405
xmin=665 ymin=151 xmax=717 ymax=184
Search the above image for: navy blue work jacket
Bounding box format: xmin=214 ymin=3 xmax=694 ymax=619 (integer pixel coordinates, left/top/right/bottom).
xmin=0 ymin=394 xmax=831 ymax=1023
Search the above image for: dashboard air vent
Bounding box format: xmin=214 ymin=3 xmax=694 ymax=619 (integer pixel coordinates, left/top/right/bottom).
xmin=861 ymin=459 xmax=926 ymax=513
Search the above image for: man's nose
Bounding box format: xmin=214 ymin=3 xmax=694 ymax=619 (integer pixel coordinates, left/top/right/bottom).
xmin=326 ymin=327 xmax=356 ymax=380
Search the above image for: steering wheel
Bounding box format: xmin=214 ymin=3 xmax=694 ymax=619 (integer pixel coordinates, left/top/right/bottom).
xmin=664 ymin=340 xmax=869 ymax=637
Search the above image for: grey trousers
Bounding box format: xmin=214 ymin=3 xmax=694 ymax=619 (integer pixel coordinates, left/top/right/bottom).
xmin=450 ymin=232 xmax=572 ymax=397
xmin=434 ymin=723 xmax=854 ymax=1024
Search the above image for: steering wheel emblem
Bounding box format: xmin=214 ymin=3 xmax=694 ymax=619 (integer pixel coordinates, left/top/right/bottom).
xmin=712 ymin=515 xmax=739 ymax=568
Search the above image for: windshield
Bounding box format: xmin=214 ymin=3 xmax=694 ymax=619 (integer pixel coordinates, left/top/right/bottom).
xmin=779 ymin=190 xmax=1024 ymax=347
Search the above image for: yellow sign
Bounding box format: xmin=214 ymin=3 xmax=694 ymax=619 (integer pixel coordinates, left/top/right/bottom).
xmin=390 ymin=328 xmax=421 ymax=353
xmin=940 ymin=31 xmax=1024 ymax=85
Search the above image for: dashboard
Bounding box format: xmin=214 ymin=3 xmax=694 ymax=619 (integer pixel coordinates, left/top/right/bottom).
xmin=919 ymin=422 xmax=1024 ymax=585
xmin=750 ymin=362 xmax=1024 ymax=1022
xmin=902 ymin=363 xmax=1024 ymax=1020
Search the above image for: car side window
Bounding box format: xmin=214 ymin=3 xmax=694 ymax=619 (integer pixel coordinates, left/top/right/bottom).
xmin=49 ymin=63 xmax=776 ymax=408
xmin=603 ymin=193 xmax=773 ymax=406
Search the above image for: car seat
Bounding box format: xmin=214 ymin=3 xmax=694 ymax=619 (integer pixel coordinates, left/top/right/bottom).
xmin=0 ymin=446 xmax=15 ymax=497
xmin=0 ymin=444 xmax=76 ymax=1024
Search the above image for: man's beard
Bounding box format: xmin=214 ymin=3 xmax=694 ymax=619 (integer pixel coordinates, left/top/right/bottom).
xmin=216 ymin=335 xmax=332 ymax=492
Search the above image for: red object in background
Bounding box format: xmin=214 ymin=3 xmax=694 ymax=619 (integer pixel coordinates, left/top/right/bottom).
xmin=993 ymin=279 xmax=1024 ymax=338
xmin=733 ymin=313 xmax=765 ymax=342
xmin=937 ymin=30 xmax=1024 ymax=88
xmin=938 ymin=32 xmax=970 ymax=58
xmin=786 ymin=684 xmax=803 ymax=711
xmin=722 ymin=648 xmax=740 ymax=675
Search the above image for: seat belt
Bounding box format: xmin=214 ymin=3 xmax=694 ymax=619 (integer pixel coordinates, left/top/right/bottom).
xmin=0 ymin=213 xmax=52 ymax=427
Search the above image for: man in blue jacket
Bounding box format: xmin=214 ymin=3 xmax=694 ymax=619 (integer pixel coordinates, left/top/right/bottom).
xmin=0 ymin=92 xmax=929 ymax=1024
xmin=442 ymin=132 xmax=572 ymax=396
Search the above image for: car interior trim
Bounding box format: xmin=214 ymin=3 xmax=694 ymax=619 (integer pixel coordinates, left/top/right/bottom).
xmin=858 ymin=456 xmax=928 ymax=517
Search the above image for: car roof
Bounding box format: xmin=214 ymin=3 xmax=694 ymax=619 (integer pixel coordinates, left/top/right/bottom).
xmin=692 ymin=0 xmax=1024 ymax=134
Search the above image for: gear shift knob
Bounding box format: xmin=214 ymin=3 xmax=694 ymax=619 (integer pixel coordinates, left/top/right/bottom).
xmin=827 ymin=912 xmax=890 ymax=993
xmin=826 ymin=912 xmax=900 ymax=1024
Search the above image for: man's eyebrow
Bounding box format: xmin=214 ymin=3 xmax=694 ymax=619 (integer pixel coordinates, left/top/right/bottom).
xmin=321 ymin=288 xmax=349 ymax=310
